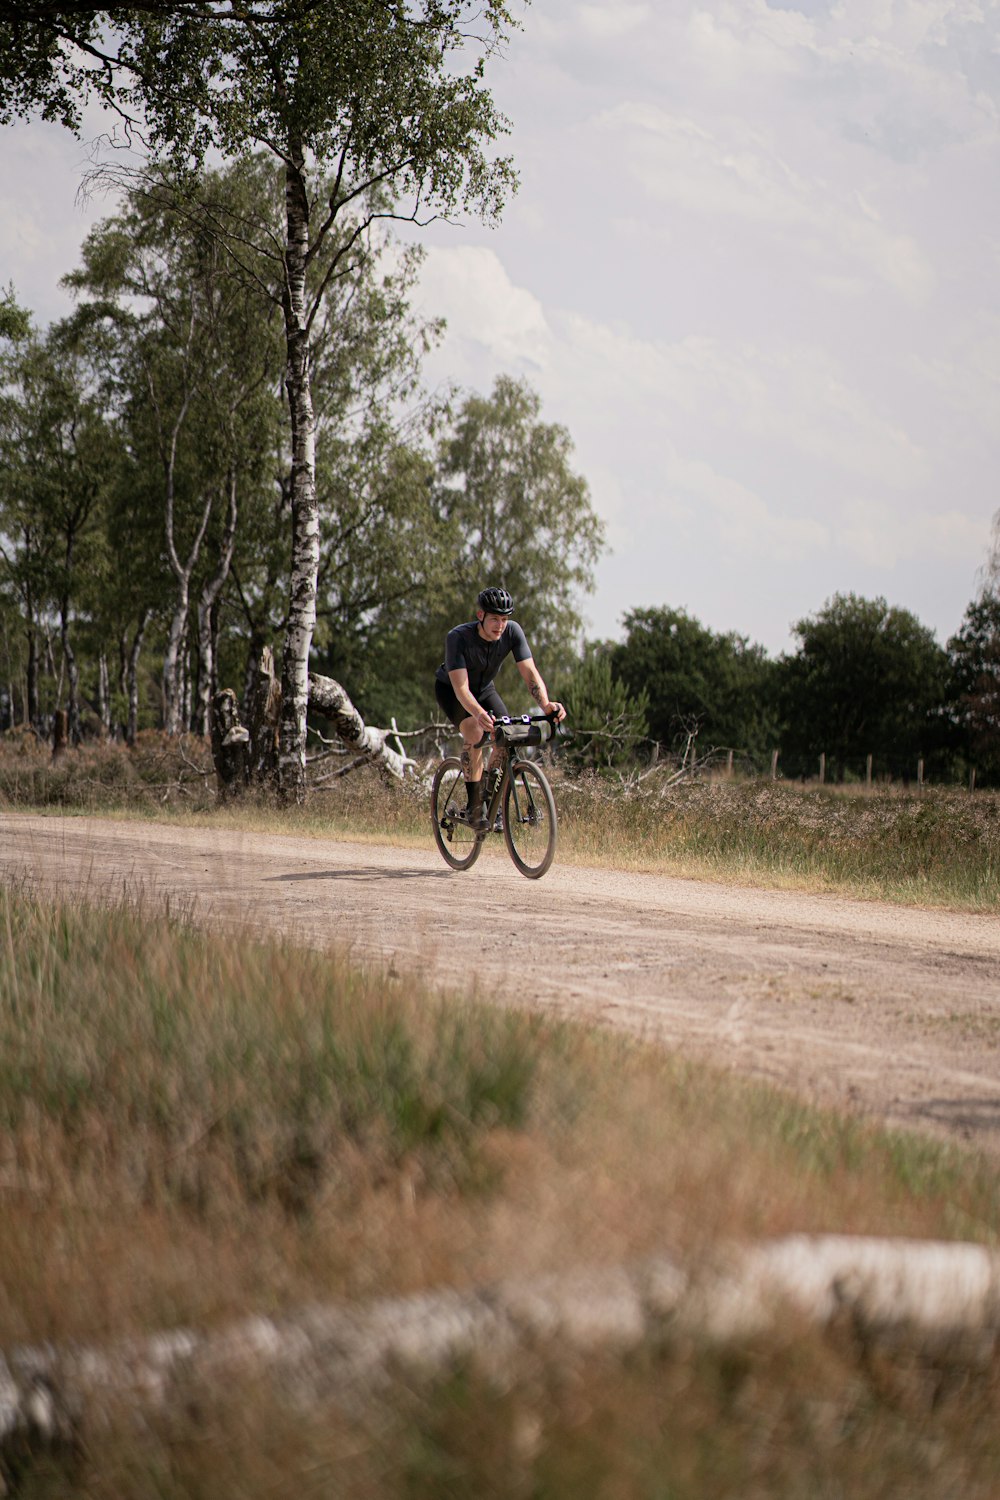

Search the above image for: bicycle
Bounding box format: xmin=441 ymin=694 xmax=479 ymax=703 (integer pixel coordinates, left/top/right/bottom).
xmin=430 ymin=711 xmax=561 ymax=879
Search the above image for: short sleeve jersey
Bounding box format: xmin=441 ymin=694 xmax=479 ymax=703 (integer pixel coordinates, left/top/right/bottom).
xmin=435 ymin=619 xmax=532 ymax=698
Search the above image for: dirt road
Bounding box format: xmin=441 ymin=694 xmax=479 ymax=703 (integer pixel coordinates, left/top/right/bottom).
xmin=4 ymin=813 xmax=1000 ymax=1157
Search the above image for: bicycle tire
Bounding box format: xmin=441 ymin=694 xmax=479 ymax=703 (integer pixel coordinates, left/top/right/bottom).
xmin=502 ymin=759 xmax=557 ymax=878
xmin=431 ymin=757 xmax=483 ymax=871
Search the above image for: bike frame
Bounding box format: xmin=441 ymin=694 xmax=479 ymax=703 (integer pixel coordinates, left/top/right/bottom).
xmin=431 ymin=711 xmax=560 ymax=878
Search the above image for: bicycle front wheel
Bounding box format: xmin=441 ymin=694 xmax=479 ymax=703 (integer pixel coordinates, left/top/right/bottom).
xmin=431 ymin=757 xmax=483 ymax=871
xmin=502 ymin=760 xmax=557 ymax=879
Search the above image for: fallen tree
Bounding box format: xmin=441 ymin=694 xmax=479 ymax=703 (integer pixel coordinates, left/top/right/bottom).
xmin=210 ymin=648 xmax=411 ymax=799
xmin=3 ymin=1234 xmax=1000 ymax=1472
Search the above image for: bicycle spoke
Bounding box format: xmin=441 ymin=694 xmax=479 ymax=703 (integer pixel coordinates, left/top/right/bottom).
xmin=502 ymin=761 xmax=557 ymax=878
xmin=431 ymin=758 xmax=482 ymax=870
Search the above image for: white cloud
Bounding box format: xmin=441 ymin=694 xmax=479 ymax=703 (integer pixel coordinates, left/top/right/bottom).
xmin=542 ymin=310 xmax=928 ymax=489
xmin=595 ymin=102 xmax=935 ymax=302
xmin=578 ymin=3 xmax=651 ymax=41
xmin=657 ymin=447 xmax=832 ymax=562
xmin=417 ymin=246 xmax=932 ymax=567
xmin=1 ymin=110 xmax=130 ymax=325
xmin=836 ymin=497 xmax=988 ymax=568
xmin=415 ymin=246 xmax=552 ymax=376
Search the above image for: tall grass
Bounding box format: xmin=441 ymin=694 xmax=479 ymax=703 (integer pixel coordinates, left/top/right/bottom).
xmin=3 ymin=887 xmax=1000 ymax=1496
xmin=1 ymin=888 xmax=998 ymax=1347
xmin=556 ymin=774 xmax=1000 ymax=907
xmin=0 ymin=887 xmax=548 ymax=1345
xmin=389 ymin=1332 xmax=1000 ymax=1500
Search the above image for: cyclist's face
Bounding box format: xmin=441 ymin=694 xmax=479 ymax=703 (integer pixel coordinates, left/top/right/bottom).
xmin=477 ymin=610 xmax=509 ymax=640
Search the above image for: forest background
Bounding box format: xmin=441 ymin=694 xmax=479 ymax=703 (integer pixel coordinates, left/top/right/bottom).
xmin=3 ymin=171 xmax=1000 ymax=788
xmin=2 ymin=5 xmax=1000 ymax=789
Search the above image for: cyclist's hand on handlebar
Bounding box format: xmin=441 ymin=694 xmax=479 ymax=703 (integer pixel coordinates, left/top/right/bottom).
xmin=543 ymin=699 xmax=567 ymax=723
xmin=474 ymin=705 xmax=496 ymax=733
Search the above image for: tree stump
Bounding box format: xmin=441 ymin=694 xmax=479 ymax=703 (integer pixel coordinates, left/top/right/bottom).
xmin=248 ymin=646 xmax=281 ymax=787
xmin=210 ymin=689 xmax=250 ymax=800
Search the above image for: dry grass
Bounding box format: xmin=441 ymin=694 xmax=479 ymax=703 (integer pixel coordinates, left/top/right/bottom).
xmin=553 ymin=772 xmax=1000 ymax=909
xmin=0 ymin=885 xmax=997 ymax=1352
xmin=17 ymin=1330 xmax=1000 ymax=1499
xmin=386 ymin=1332 xmax=1000 ymax=1500
xmin=3 ymin=887 xmax=1000 ymax=1496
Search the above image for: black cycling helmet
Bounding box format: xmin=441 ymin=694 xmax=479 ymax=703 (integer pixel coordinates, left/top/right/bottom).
xmin=477 ymin=586 xmax=514 ymax=616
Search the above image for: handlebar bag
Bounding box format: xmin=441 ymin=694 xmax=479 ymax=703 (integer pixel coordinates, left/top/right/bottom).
xmin=494 ymin=715 xmax=553 ymax=746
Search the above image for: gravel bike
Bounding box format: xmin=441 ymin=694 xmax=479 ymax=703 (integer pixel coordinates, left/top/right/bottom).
xmin=430 ymin=711 xmax=560 ymax=879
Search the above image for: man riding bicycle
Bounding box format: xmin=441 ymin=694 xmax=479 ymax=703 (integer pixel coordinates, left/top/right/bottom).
xmin=434 ymin=586 xmax=565 ymax=830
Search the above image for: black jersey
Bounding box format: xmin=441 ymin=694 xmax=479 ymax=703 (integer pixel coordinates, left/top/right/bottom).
xmin=435 ymin=619 xmax=531 ymax=698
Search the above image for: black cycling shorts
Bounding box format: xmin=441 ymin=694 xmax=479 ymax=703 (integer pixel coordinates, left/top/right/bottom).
xmin=435 ymin=678 xmax=508 ymax=729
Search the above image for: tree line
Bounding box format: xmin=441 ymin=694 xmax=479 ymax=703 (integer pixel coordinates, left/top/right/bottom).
xmin=563 ymin=588 xmax=1000 ymax=787
xmin=4 ymin=172 xmax=998 ymax=793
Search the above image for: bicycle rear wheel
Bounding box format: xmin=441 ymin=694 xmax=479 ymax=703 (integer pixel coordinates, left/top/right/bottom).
xmin=502 ymin=759 xmax=557 ymax=878
xmin=431 ymin=757 xmax=483 ymax=871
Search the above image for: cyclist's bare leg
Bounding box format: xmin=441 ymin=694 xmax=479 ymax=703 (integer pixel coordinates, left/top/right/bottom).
xmin=458 ymin=716 xmax=484 ymax=784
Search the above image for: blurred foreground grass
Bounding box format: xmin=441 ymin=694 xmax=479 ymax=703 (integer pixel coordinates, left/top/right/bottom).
xmin=1 ymin=730 xmax=997 ymax=908
xmin=20 ymin=1332 xmax=1000 ymax=1500
xmin=2 ymin=886 xmax=999 ymax=1496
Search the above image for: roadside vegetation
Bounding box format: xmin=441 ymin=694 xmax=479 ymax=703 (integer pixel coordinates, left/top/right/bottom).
xmin=20 ymin=1328 xmax=1000 ymax=1500
xmin=1 ymin=885 xmax=998 ymax=1497
xmin=1 ymin=731 xmax=998 ymax=910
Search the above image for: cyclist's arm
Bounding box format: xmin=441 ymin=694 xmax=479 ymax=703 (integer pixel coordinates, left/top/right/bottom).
xmin=448 ymin=668 xmax=495 ymax=733
xmin=516 ymin=658 xmax=566 ymax=722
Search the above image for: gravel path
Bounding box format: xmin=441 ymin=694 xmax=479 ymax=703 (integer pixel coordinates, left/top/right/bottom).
xmin=4 ymin=813 xmax=1000 ymax=1156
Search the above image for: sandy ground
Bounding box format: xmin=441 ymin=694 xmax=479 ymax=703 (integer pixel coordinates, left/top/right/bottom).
xmin=3 ymin=812 xmax=1000 ymax=1158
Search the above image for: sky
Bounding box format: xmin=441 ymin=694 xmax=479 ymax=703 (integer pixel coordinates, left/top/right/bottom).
xmin=2 ymin=0 xmax=999 ymax=656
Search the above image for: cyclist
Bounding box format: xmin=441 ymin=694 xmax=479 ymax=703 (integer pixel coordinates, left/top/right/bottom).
xmin=434 ymin=586 xmax=565 ymax=829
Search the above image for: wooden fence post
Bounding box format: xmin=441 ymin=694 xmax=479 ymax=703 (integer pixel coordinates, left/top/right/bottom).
xmin=726 ymin=749 xmax=733 ymax=778
xmin=917 ymin=758 xmax=924 ymax=789
xmin=970 ymin=767 xmax=977 ymax=794
xmin=866 ymin=754 xmax=872 ymax=788
xmin=818 ymin=752 xmax=825 ymax=785
xmin=770 ymin=749 xmax=779 ymax=781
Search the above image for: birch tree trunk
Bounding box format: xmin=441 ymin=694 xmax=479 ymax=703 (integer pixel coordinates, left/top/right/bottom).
xmin=97 ymin=652 xmax=111 ymax=738
xmin=61 ymin=627 xmax=80 ymax=745
xmin=123 ymin=610 xmax=148 ymax=748
xmin=162 ymin=479 xmax=212 ymax=737
xmin=278 ymin=143 xmax=320 ymax=804
xmin=161 ymin=593 xmax=189 ymax=737
xmin=24 ymin=615 xmax=38 ymax=729
xmin=195 ymin=471 xmax=238 ymax=737
xmin=209 ymin=658 xmax=408 ymax=796
xmin=59 ymin=574 xmax=81 ymax=747
xmin=151 ymin=331 xmax=206 ymax=736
